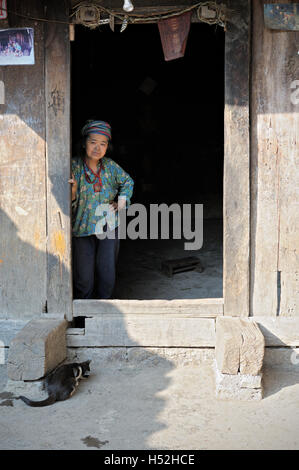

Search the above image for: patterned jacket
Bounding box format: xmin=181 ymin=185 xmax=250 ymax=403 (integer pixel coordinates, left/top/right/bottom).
xmin=71 ymin=156 xmax=134 ymax=237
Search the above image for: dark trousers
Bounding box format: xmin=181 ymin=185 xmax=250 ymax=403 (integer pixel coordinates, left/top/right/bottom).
xmin=72 ymin=225 xmax=120 ymax=299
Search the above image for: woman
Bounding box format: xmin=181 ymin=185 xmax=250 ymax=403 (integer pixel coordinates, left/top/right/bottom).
xmin=69 ymin=120 xmax=134 ymax=299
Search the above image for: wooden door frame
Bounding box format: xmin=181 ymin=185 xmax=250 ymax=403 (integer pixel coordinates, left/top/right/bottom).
xmin=45 ymin=0 xmax=251 ymax=320
xmin=45 ymin=0 xmax=72 ymax=320
xmin=223 ymin=0 xmax=251 ymax=317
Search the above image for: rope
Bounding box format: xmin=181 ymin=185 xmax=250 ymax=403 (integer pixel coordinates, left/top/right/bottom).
xmin=71 ymin=2 xmax=104 ymax=30
xmin=0 ymin=6 xmax=71 ymax=25
xmin=197 ymin=2 xmax=226 ymax=28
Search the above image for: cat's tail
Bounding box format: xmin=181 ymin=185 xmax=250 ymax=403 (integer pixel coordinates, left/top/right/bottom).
xmin=18 ymin=395 xmax=56 ymax=407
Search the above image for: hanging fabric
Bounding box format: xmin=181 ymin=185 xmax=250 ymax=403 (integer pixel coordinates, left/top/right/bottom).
xmin=157 ymin=11 xmax=192 ymax=61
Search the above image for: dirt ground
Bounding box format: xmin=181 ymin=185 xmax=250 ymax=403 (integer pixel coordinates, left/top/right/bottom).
xmin=1 ymin=353 xmax=299 ymax=451
xmin=114 ymin=218 xmax=223 ymax=300
xmin=0 ymin=217 xmax=297 ymax=451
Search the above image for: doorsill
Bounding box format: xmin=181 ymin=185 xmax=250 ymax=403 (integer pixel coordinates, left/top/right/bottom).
xmin=73 ymin=298 xmax=223 ymax=317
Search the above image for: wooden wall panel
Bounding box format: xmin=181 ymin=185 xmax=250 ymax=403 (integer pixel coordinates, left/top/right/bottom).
xmin=0 ymin=1 xmax=47 ymax=318
xmin=223 ymin=0 xmax=250 ymax=316
xmin=251 ymin=0 xmax=299 ymax=316
xmin=45 ymin=0 xmax=72 ymax=319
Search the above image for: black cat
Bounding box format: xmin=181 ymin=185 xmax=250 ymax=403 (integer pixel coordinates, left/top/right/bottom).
xmin=18 ymin=360 xmax=91 ymax=407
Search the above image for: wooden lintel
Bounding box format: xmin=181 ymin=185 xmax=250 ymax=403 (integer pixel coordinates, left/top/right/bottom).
xmin=71 ymin=5 xmax=204 ymax=24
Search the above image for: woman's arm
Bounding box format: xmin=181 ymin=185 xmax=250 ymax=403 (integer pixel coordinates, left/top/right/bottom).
xmin=112 ymin=161 xmax=134 ymax=209
xmin=68 ymin=172 xmax=78 ymax=201
xmin=69 ymin=159 xmax=80 ymax=211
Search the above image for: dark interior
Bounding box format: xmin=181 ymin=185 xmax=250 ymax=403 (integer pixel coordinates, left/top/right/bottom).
xmin=71 ymin=21 xmax=224 ymax=300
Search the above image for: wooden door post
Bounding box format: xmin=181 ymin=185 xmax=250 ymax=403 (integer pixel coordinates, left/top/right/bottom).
xmin=45 ymin=0 xmax=72 ymax=320
xmin=224 ymin=0 xmax=251 ymax=316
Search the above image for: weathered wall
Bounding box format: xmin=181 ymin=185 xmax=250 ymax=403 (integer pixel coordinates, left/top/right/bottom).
xmin=251 ymin=0 xmax=299 ymax=316
xmin=1 ymin=0 xmax=298 ymax=322
xmin=0 ymin=0 xmax=72 ymax=320
xmin=0 ymin=1 xmax=47 ymax=319
xmin=223 ymin=0 xmax=250 ymax=317
xmin=44 ymin=0 xmax=72 ymax=319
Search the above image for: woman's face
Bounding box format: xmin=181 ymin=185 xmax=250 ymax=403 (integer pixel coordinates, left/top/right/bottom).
xmin=85 ymin=133 xmax=109 ymax=162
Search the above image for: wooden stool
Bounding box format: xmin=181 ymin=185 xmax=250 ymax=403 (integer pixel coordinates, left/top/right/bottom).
xmin=161 ymin=256 xmax=204 ymax=277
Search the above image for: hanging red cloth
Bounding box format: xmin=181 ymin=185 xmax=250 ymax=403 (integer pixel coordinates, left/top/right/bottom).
xmin=158 ymin=11 xmax=192 ymax=61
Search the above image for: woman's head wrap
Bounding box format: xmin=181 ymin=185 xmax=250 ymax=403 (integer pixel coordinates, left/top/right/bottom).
xmin=81 ymin=120 xmax=112 ymax=141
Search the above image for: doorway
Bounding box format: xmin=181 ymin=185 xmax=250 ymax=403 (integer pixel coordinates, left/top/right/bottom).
xmin=71 ymin=21 xmax=224 ymax=301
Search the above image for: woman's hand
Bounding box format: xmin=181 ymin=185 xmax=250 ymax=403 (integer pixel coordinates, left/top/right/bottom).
xmin=109 ymin=199 xmax=126 ymax=213
xmin=68 ymin=173 xmax=78 ymax=201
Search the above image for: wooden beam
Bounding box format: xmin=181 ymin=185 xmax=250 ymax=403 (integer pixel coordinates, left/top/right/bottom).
xmin=223 ymin=0 xmax=251 ymax=316
xmin=251 ymin=0 xmax=299 ymax=316
xmin=216 ymin=316 xmax=243 ymax=374
xmin=67 ymin=315 xmax=216 ymax=347
xmin=0 ymin=0 xmax=47 ymax=317
xmin=70 ymin=4 xmax=217 ymax=24
xmin=45 ymin=0 xmax=72 ymax=320
xmin=73 ymin=298 xmax=224 ymax=316
xmin=215 ymin=316 xmax=265 ymax=376
xmin=67 ymin=316 xmax=299 ymax=348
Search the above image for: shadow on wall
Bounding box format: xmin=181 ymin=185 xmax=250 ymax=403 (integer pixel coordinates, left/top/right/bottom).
xmin=0 ymin=210 xmax=175 ymax=449
xmin=0 ymin=208 xmax=71 ymax=317
xmin=263 ymin=364 xmax=299 ymax=400
xmin=259 ymin=324 xmax=299 ymax=399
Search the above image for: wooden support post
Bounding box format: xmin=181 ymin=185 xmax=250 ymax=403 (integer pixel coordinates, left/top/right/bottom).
xmin=0 ymin=0 xmax=47 ymax=317
xmin=215 ymin=317 xmax=265 ymax=400
xmin=251 ymin=0 xmax=299 ymax=317
xmin=216 ymin=316 xmax=265 ymax=375
xmin=7 ymin=318 xmax=67 ymax=380
xmin=215 ymin=316 xmax=243 ymax=374
xmin=45 ymin=0 xmax=72 ymax=320
xmin=224 ymin=0 xmax=251 ymax=316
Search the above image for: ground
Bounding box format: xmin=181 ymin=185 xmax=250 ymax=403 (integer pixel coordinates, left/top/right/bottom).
xmin=115 ymin=218 xmax=223 ymax=300
xmin=1 ymin=354 xmax=299 ymax=450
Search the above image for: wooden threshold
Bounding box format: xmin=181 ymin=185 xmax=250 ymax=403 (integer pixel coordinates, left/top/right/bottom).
xmin=66 ymin=314 xmax=299 ymax=348
xmin=67 ymin=315 xmax=216 ymax=347
xmin=73 ymin=298 xmax=223 ymax=317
